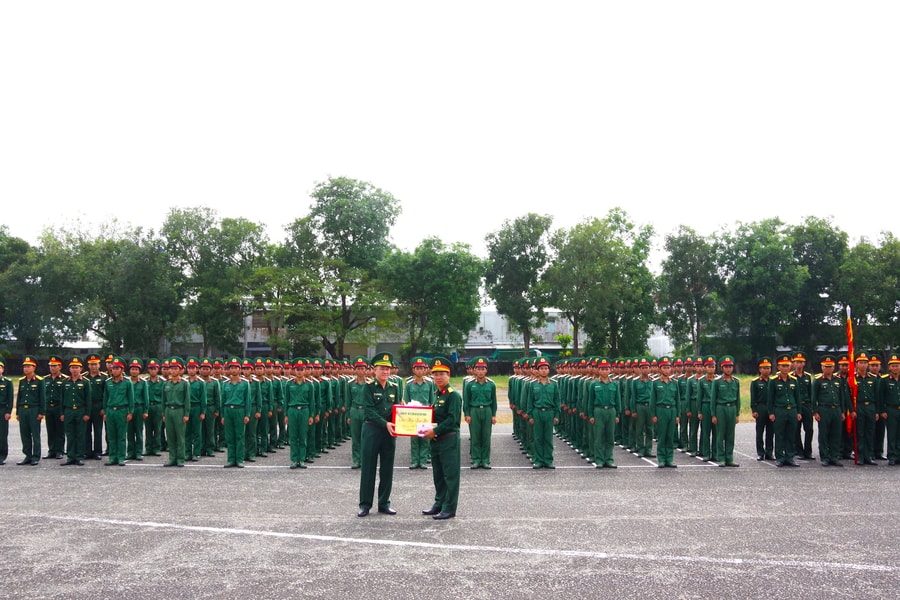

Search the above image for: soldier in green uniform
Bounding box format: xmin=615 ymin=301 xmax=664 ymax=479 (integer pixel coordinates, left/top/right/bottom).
xmin=42 ymin=355 xmax=67 ymax=459
xmin=144 ymin=359 xmax=164 ymax=456
xmin=421 ymin=357 xmax=461 ymax=520
xmin=184 ymin=357 xmax=208 ymax=461
xmin=768 ymin=355 xmax=801 ymax=467
xmin=345 ymin=357 xmax=370 ymax=469
xmin=750 ymin=357 xmax=774 ymax=461
xmin=710 ymin=355 xmax=740 ymax=467
xmin=696 ymin=356 xmax=718 ymax=461
xmin=213 ymin=358 xmax=228 ymax=452
xmin=241 ymin=358 xmax=262 ymax=463
xmin=792 ymin=352 xmax=814 ymax=460
xmin=273 ymin=359 xmax=288 ymax=449
xmin=16 ymin=355 xmax=45 ymax=465
xmin=253 ymin=358 xmax=271 ymax=458
xmin=882 ymin=353 xmax=900 ymax=465
xmin=102 ymin=356 xmax=135 ymax=466
xmin=675 ymin=357 xmax=689 ymax=450
xmin=404 ymin=356 xmax=437 ymax=469
xmin=83 ymin=353 xmax=107 ymax=460
xmin=162 ymin=356 xmax=190 ymax=467
xmin=686 ymin=357 xmax=704 ymax=456
xmin=630 ymin=357 xmax=655 ymax=458
xmin=60 ymin=357 xmax=91 ymax=465
xmin=0 ymin=359 xmax=14 ymax=464
xmin=199 ymin=358 xmax=221 ymax=457
xmin=812 ymin=355 xmax=845 ymax=466
xmin=651 ymin=357 xmax=681 ymax=468
xmin=463 ymin=356 xmax=497 ymax=469
xmin=357 ymin=352 xmax=400 ymax=517
xmin=523 ymin=357 xmax=560 ymax=469
xmin=847 ymin=352 xmax=880 ymax=465
xmin=586 ymin=357 xmax=621 ymax=468
xmin=284 ymin=358 xmax=316 ymax=469
xmin=266 ymin=358 xmax=282 ymax=454
xmin=869 ymin=353 xmax=887 ymax=460
xmin=220 ymin=357 xmax=251 ymax=468
xmin=126 ymin=358 xmax=149 ymax=461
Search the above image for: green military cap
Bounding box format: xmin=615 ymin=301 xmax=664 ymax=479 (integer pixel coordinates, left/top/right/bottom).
xmin=128 ymin=357 xmax=144 ymax=370
xmin=240 ymin=358 xmax=253 ymax=368
xmin=720 ymin=355 xmax=735 ymax=367
xmin=185 ymin=356 xmax=200 ymax=368
xmin=372 ymin=353 xmax=393 ymax=367
xmin=868 ymin=352 xmax=882 ymax=365
xmin=820 ymin=355 xmax=835 ymax=366
xmin=534 ymin=357 xmax=550 ymax=368
xmin=888 ymin=354 xmax=900 ymax=366
xmin=472 ymin=356 xmax=489 ymax=369
xmin=293 ymin=358 xmax=307 ymax=369
xmin=68 ymin=356 xmax=84 ymax=368
xmin=212 ymin=358 xmax=223 ymax=367
xmin=837 ymin=354 xmax=849 ymax=365
xmin=776 ymin=354 xmax=792 ymax=366
xmin=855 ymin=352 xmax=870 ymax=363
xmin=48 ymin=355 xmax=64 ymax=367
xmin=109 ymin=356 xmax=126 ymax=369
xmin=352 ymin=356 xmax=370 ymax=368
xmin=168 ymin=356 xmax=185 ymax=368
xmin=703 ymin=355 xmax=717 ymax=366
xmin=430 ymin=356 xmax=452 ymax=373
xmin=22 ymin=355 xmax=38 ymax=367
xmin=146 ymin=358 xmax=161 ymax=369
xmin=198 ymin=357 xmax=213 ymax=368
xmin=86 ymin=353 xmax=102 ymax=365
xmin=658 ymin=356 xmax=672 ymax=366
xmin=792 ymin=351 xmax=807 ymax=362
xmin=758 ymin=357 xmax=772 ymax=368
xmin=226 ymin=357 xmax=242 ymax=368
xmin=411 ymin=356 xmax=428 ymax=368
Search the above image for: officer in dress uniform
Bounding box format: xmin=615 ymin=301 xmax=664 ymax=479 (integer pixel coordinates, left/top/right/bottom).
xmin=126 ymin=358 xmax=149 ymax=461
xmin=404 ymin=356 xmax=436 ymax=469
xmin=60 ymin=357 xmax=91 ymax=465
xmin=102 ymin=356 xmax=135 ymax=466
xmin=750 ymin=357 xmax=774 ymax=461
xmin=144 ymin=359 xmax=164 ymax=456
xmin=284 ymin=358 xmax=315 ymax=469
xmin=16 ymin=355 xmax=45 ymax=465
xmin=847 ymin=352 xmax=880 ymax=465
xmin=162 ymin=356 xmax=190 ymax=467
xmin=421 ymin=356 xmax=461 ymax=520
xmin=792 ymin=352 xmax=814 ymax=460
xmin=357 ymin=353 xmax=400 ymax=517
xmin=710 ymin=355 xmax=740 ymax=467
xmin=0 ymin=359 xmax=14 ymax=465
xmin=200 ymin=358 xmax=221 ymax=457
xmin=220 ymin=357 xmax=251 ymax=468
xmin=812 ymin=355 xmax=845 ymax=466
xmin=868 ymin=353 xmax=887 ymax=460
xmin=882 ymin=353 xmax=900 ymax=465
xmin=83 ymin=353 xmax=107 ymax=460
xmin=42 ymin=355 xmax=67 ymax=459
xmin=523 ymin=357 xmax=561 ymax=469
xmin=586 ymin=357 xmax=621 ymax=468
xmin=651 ymin=356 xmax=681 ymax=468
xmin=768 ymin=355 xmax=801 ymax=467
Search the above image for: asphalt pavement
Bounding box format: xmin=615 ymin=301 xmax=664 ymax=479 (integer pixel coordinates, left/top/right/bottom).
xmin=1 ymin=416 xmax=897 ymax=599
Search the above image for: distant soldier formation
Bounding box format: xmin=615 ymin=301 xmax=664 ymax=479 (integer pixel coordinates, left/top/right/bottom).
xmin=510 ymin=351 xmax=900 ymax=469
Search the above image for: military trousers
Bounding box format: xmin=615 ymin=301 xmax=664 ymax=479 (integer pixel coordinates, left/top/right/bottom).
xmin=430 ymin=431 xmax=460 ymax=515
xmin=85 ymin=403 xmax=103 ymax=458
xmin=531 ymin=409 xmax=555 ymax=467
xmin=105 ymin=407 xmax=128 ymax=464
xmin=348 ymin=407 xmax=365 ymax=468
xmin=633 ymin=404 xmax=653 ymax=456
xmin=18 ymin=406 xmax=42 ymax=462
xmin=468 ymin=406 xmax=493 ymax=467
xmin=754 ymin=410 xmax=774 ymax=459
xmin=359 ymin=421 xmax=396 ymax=510
xmin=63 ymin=408 xmax=87 ymax=461
xmin=886 ymin=405 xmax=900 ymax=462
xmin=656 ymin=405 xmax=677 ymax=466
xmin=0 ymin=417 xmax=9 ymax=461
xmin=773 ymin=406 xmax=798 ymax=465
xmin=223 ymin=406 xmax=246 ymax=466
xmin=855 ymin=404 xmax=877 ymax=463
xmin=45 ymin=405 xmax=64 ymax=456
xmin=164 ymin=407 xmax=187 ymax=466
xmin=202 ymin=407 xmax=217 ymax=455
xmin=126 ymin=412 xmax=144 ymax=459
xmin=714 ymin=404 xmax=737 ymax=464
xmin=817 ymin=406 xmax=843 ymax=463
xmin=287 ymin=406 xmax=309 ymax=464
xmin=186 ymin=405 xmax=203 ymax=459
xmin=591 ymin=406 xmax=617 ymax=466
xmin=795 ymin=403 xmax=814 ymax=458
xmin=145 ymin=404 xmax=163 ymax=454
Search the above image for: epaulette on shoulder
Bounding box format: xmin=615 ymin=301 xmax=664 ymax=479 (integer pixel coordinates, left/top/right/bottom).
xmin=446 ymin=385 xmax=455 ymax=394
xmin=881 ymin=373 xmax=889 ymax=379
xmin=486 ymin=377 xmax=495 ymax=383
xmin=814 ymin=373 xmax=823 ymax=380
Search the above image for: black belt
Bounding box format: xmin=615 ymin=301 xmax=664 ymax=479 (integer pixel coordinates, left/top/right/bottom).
xmin=434 ymin=431 xmax=458 ymax=442
xmin=49 ymin=403 xmax=59 ymax=407
xmin=353 ymin=405 xmax=365 ymax=409
xmin=862 ymin=402 xmax=872 ymax=406
xmin=108 ymin=406 xmax=125 ymax=410
xmin=658 ymin=404 xmax=675 ymax=408
xmin=824 ymin=404 xmax=840 ymax=409
xmin=69 ymin=405 xmax=85 ymax=410
xmin=166 ymin=405 xmax=183 ymax=409
xmin=718 ymin=402 xmax=736 ymax=407
xmin=537 ymin=408 xmax=553 ymax=411
xmin=20 ymin=405 xmax=32 ymax=409
xmin=225 ymin=404 xmax=244 ymax=409
xmin=635 ymin=402 xmax=649 ymax=405
xmin=596 ymin=405 xmax=616 ymax=409
xmin=288 ymin=405 xmax=309 ymax=409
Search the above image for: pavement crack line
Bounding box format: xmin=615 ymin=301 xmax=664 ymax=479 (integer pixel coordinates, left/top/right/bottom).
xmin=36 ymin=515 xmax=896 ymax=573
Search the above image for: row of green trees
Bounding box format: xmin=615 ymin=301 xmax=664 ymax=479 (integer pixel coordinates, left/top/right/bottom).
xmin=2 ymin=176 xmax=898 ymax=361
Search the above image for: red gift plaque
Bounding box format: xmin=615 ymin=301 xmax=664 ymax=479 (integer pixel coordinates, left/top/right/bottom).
xmin=391 ymin=405 xmax=435 ymax=437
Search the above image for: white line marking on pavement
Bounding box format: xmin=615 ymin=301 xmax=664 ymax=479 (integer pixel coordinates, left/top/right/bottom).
xmin=39 ymin=515 xmax=896 ymax=573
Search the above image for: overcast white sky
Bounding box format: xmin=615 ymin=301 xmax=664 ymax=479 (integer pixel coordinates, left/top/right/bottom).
xmin=2 ymin=1 xmax=898 ymax=264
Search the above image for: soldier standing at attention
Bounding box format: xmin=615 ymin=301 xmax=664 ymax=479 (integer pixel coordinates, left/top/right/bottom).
xmin=184 ymin=357 xmax=207 ymax=462
xmin=847 ymin=353 xmax=880 ymax=465
xmin=421 ymin=356 xmax=461 ymax=520
xmin=0 ymin=359 xmax=14 ymax=464
xmin=710 ymin=355 xmax=740 ymax=467
xmin=220 ymin=358 xmax=250 ymax=468
xmin=126 ymin=358 xmax=149 ymax=461
xmin=586 ymin=357 xmax=621 ymax=469
xmin=16 ymin=355 xmax=45 ymax=465
xmin=345 ymin=357 xmax=370 ymax=469
xmin=162 ymin=357 xmax=190 ymax=467
xmin=253 ymin=358 xmax=271 ymax=458
xmin=523 ymin=357 xmax=560 ymax=469
xmin=102 ymin=356 xmax=135 ymax=466
xmin=674 ymin=357 xmax=689 ymax=450
xmin=463 ymin=356 xmax=497 ymax=469
xmin=881 ymin=353 xmax=900 ymax=465
xmin=144 ymin=359 xmax=164 ymax=456
xmin=199 ymin=358 xmax=221 ymax=457
xmin=868 ymin=353 xmax=887 ymax=460
xmin=792 ymin=352 xmax=814 ymax=460
xmin=630 ymin=357 xmax=655 ymax=459
xmin=83 ymin=353 xmax=107 ymax=460
xmin=42 ymin=355 xmax=67 ymax=459
xmin=750 ymin=357 xmax=774 ymax=461
xmin=404 ymin=356 xmax=436 ymax=470
xmin=284 ymin=358 xmax=315 ymax=469
xmin=812 ymin=355 xmax=845 ymax=466
xmin=650 ymin=356 xmax=680 ymax=468
xmin=241 ymin=358 xmax=262 ymax=463
xmin=357 ymin=353 xmax=400 ymax=517
xmin=768 ymin=355 xmax=801 ymax=467
xmin=696 ymin=356 xmax=718 ymax=462
xmin=60 ymin=357 xmax=91 ymax=465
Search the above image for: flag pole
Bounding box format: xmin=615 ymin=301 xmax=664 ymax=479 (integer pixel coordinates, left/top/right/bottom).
xmin=846 ymin=306 xmax=858 ymax=465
